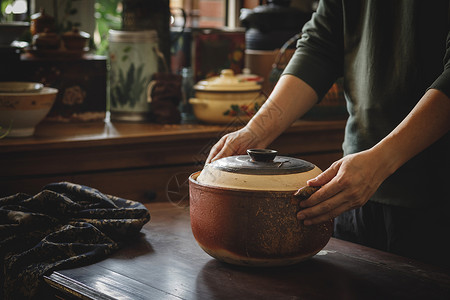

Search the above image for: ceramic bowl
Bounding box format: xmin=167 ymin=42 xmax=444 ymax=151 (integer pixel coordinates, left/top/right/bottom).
xmin=0 ymin=84 xmax=58 ymax=137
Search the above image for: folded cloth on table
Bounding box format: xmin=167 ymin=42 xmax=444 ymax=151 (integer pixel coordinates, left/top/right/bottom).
xmin=0 ymin=182 xmax=151 ymax=300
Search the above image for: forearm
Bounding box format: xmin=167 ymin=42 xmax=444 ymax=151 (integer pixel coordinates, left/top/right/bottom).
xmin=245 ymin=74 xmax=319 ymax=146
xmin=371 ymin=88 xmax=450 ymax=176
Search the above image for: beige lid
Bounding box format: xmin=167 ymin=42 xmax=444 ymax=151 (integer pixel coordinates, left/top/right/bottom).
xmin=196 ymin=149 xmax=322 ymax=191
xmin=194 ymin=69 xmax=262 ymax=92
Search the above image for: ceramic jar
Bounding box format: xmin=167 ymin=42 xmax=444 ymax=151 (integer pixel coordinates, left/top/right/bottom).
xmin=30 ymin=8 xmax=55 ymax=36
xmin=108 ymin=30 xmax=160 ymax=121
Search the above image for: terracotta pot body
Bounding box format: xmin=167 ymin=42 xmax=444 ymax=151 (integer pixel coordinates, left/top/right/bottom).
xmin=189 ymin=171 xmax=333 ymax=266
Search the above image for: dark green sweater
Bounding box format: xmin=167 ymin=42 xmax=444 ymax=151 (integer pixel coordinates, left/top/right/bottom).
xmin=283 ymin=0 xmax=450 ymax=207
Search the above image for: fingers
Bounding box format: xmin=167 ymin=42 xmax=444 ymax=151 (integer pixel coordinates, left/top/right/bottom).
xmin=213 ymin=138 xmax=240 ymax=162
xmin=206 ymin=135 xmax=242 ymax=164
xmin=205 ymin=128 xmax=260 ymax=164
xmin=295 ymin=151 xmax=387 ymax=225
xmin=297 ymin=178 xmax=374 ymax=225
xmin=205 ymin=138 xmax=225 ymax=164
xmin=300 ymin=162 xmax=341 ymax=208
xmin=297 ymin=195 xmax=350 ymax=225
xmin=307 ymin=161 xmax=340 ymax=186
xmin=296 ymin=183 xmax=345 ymax=225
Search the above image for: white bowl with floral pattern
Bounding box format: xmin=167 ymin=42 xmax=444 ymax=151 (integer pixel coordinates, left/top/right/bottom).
xmin=0 ymin=84 xmax=57 ymax=137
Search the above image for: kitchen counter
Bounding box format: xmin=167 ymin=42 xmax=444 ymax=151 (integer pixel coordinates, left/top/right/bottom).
xmin=44 ymin=202 xmax=450 ymax=300
xmin=1 ymin=119 xmax=346 ymax=202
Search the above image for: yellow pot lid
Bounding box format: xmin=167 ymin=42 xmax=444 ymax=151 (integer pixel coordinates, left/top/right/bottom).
xmin=194 ymin=69 xmax=262 ymax=92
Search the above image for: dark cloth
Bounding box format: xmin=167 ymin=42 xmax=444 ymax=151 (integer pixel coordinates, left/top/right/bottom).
xmin=283 ymin=0 xmax=450 ymax=207
xmin=334 ymin=201 xmax=450 ymax=269
xmin=0 ymin=182 xmax=150 ymax=300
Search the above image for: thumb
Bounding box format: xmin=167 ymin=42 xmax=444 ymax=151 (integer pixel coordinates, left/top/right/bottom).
xmin=307 ymin=163 xmax=339 ymax=186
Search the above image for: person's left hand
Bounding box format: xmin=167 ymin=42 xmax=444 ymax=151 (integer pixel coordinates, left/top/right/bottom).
xmin=296 ymin=148 xmax=392 ymax=225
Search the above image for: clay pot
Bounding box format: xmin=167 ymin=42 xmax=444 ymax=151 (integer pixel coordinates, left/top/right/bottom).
xmin=189 ymin=149 xmax=333 ymax=267
xmin=32 ymin=28 xmax=60 ymax=50
xmin=30 ymin=8 xmax=55 ymax=36
xmin=62 ymin=27 xmax=90 ymax=51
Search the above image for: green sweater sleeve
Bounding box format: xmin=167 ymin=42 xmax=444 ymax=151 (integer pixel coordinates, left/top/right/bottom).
xmin=428 ymin=31 xmax=450 ymax=98
xmin=282 ymin=0 xmax=344 ymax=101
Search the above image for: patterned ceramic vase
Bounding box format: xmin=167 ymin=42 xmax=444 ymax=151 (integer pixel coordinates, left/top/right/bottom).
xmin=108 ymin=30 xmax=160 ymax=121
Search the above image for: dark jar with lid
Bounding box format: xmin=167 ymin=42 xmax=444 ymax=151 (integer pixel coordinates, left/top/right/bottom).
xmin=240 ymin=0 xmax=313 ymax=50
xmin=30 ymin=8 xmax=56 ymax=36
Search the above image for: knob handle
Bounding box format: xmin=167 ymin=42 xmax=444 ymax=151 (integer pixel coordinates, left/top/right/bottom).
xmin=247 ymin=149 xmax=278 ymax=162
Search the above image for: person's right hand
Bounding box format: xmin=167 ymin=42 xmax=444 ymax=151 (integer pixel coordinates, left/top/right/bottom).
xmin=205 ymin=127 xmax=269 ymax=164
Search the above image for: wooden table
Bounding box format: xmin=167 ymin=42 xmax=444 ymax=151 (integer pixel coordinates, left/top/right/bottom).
xmin=45 ymin=202 xmax=450 ymax=300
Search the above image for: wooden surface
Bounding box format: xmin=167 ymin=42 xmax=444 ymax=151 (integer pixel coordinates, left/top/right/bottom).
xmin=1 ymin=119 xmax=345 ymax=202
xmin=44 ymin=202 xmax=450 ymax=300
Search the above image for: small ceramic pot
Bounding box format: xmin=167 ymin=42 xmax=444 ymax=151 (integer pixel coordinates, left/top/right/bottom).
xmin=189 ymin=69 xmax=266 ymax=124
xmin=62 ymin=27 xmax=90 ymax=51
xmin=32 ymin=29 xmax=60 ymax=50
xmin=30 ymin=8 xmax=55 ymax=36
xmin=189 ymin=149 xmax=333 ymax=267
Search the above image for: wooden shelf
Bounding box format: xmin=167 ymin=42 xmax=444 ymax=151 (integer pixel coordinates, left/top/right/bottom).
xmin=1 ymin=119 xmax=346 ymax=202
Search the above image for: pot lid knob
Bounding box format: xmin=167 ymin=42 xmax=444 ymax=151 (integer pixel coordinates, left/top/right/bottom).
xmin=247 ymin=149 xmax=277 ymax=162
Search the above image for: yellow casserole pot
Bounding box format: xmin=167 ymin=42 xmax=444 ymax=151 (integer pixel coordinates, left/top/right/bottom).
xmin=189 ymin=69 xmax=266 ymax=124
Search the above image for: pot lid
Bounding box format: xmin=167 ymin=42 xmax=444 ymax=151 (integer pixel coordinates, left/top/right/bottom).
xmin=63 ymin=27 xmax=90 ymax=39
xmin=194 ymin=69 xmax=261 ymax=92
xmin=196 ymin=149 xmax=322 ymax=191
xmin=212 ymin=149 xmax=314 ymax=175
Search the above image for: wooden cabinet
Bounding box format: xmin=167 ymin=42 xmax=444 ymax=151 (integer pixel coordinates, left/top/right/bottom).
xmin=0 ymin=120 xmax=345 ymax=202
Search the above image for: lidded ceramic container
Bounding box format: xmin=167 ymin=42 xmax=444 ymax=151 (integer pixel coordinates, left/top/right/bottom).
xmin=62 ymin=27 xmax=90 ymax=51
xmin=32 ymin=28 xmax=60 ymax=50
xmin=189 ymin=69 xmax=266 ymax=124
xmin=197 ymin=149 xmax=322 ymax=191
xmin=189 ymin=149 xmax=333 ymax=267
xmin=30 ymin=8 xmax=55 ymax=36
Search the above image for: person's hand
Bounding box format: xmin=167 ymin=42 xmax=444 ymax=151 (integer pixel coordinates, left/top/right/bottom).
xmin=206 ymin=127 xmax=269 ymax=164
xmin=296 ymin=148 xmax=393 ymax=225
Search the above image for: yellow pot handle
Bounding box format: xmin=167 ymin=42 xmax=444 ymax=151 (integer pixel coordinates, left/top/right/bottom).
xmin=147 ymin=80 xmax=157 ymax=103
xmin=189 ymin=98 xmax=208 ymax=107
